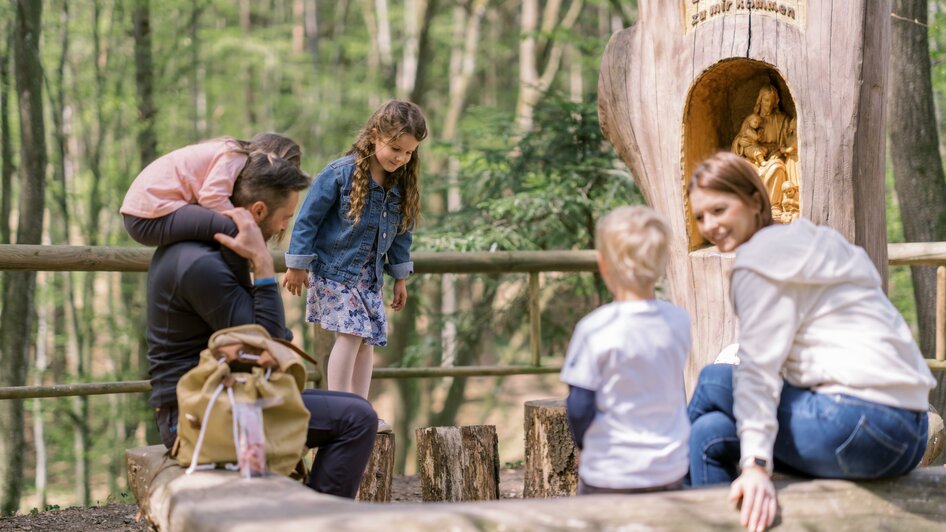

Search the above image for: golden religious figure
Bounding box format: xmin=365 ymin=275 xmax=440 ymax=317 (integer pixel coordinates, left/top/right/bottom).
xmin=731 ymin=84 xmax=800 ymax=222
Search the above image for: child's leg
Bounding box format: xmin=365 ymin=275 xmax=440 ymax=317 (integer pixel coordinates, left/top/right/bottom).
xmin=123 ymin=205 xmax=237 ymax=247
xmin=351 ymin=343 xmax=374 ymax=399
xmin=327 ymin=333 xmax=364 ymax=393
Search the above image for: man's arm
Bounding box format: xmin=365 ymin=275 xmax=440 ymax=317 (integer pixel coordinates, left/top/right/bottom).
xmin=182 ymin=207 xmax=290 ymax=339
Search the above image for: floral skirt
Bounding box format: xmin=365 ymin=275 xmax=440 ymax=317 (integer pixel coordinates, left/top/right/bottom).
xmin=305 ymin=264 xmax=387 ymax=346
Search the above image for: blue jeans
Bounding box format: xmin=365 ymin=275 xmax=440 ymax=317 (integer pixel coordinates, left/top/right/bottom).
xmin=687 ymin=364 xmax=928 ymax=486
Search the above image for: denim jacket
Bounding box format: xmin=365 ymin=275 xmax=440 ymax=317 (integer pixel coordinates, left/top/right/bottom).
xmin=285 ymin=155 xmax=413 ymax=288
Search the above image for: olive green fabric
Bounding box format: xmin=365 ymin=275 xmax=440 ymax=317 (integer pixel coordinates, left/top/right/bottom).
xmin=173 ymin=324 xmax=311 ymax=476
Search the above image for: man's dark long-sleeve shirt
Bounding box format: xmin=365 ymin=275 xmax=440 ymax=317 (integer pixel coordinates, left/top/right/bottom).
xmin=146 ymin=241 xmax=290 ymax=407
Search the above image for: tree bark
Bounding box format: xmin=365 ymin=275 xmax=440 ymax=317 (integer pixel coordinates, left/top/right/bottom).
xmin=888 ymin=1 xmax=946 ymax=358
xmin=523 ymin=399 xmax=578 ymax=498
xmin=515 ymin=0 xmax=583 ymax=132
xmin=888 ymin=0 xmax=946 ymax=457
xmin=0 ymin=23 xmax=12 ymax=245
xmin=133 ymin=0 xmax=158 ymax=167
xmin=1 ymin=0 xmax=46 ymax=515
xmin=416 ymin=425 xmax=499 ymax=502
xmin=356 ymin=432 xmax=395 ymax=502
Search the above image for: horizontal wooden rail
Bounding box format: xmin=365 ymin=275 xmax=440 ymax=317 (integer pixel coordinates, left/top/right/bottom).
xmin=0 ymin=244 xmax=599 ymax=273
xmin=3 ymin=242 xmax=946 ymax=272
xmin=0 ymin=365 xmax=562 ymax=400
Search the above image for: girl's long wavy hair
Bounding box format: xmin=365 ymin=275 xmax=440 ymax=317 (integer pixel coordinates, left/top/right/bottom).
xmin=346 ymin=100 xmax=428 ymax=233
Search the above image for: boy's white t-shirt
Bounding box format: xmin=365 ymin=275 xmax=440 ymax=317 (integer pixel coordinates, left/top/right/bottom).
xmin=560 ymin=299 xmax=691 ymax=489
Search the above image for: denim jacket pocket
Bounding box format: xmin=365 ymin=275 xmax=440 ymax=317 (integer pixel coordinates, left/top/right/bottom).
xmin=835 ymin=415 xmax=908 ymax=478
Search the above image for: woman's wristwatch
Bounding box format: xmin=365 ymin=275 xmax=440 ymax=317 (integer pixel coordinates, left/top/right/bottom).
xmin=739 ymin=456 xmax=773 ymax=475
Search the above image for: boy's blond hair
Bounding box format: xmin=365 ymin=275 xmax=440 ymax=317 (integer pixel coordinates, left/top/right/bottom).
xmin=595 ymin=206 xmax=670 ymax=294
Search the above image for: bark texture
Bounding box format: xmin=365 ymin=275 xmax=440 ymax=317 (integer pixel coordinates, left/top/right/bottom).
xmin=356 ymin=433 xmax=395 ymax=502
xmin=523 ymin=399 xmax=578 ymax=498
xmin=416 ymin=425 xmax=499 ymax=502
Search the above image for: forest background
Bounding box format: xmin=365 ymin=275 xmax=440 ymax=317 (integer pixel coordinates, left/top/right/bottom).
xmin=0 ymin=0 xmax=944 ymax=517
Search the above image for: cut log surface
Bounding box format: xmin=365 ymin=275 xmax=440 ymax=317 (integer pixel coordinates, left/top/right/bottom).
xmin=356 ymin=433 xmax=395 ymax=502
xmin=415 ymin=425 xmax=500 ymax=502
xmin=524 ymin=399 xmax=579 ymax=497
xmin=128 ymin=445 xmax=946 ymax=531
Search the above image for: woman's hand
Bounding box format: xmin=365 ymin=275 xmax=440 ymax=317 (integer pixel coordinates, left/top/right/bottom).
xmin=729 ymin=466 xmax=777 ymax=532
xmin=391 ymin=279 xmax=407 ymax=311
xmin=282 ymin=268 xmax=310 ymax=297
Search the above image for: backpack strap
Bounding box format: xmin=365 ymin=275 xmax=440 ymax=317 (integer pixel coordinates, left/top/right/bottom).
xmin=273 ymin=338 xmax=320 ymax=367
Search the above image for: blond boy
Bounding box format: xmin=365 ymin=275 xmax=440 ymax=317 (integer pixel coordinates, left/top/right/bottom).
xmin=560 ymin=206 xmax=692 ymax=494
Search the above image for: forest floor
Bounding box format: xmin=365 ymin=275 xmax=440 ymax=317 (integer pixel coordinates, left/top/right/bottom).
xmin=0 ymin=467 xmax=526 ymax=531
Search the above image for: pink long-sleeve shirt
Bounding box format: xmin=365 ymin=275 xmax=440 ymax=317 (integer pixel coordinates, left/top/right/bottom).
xmin=120 ymin=139 xmax=248 ymax=218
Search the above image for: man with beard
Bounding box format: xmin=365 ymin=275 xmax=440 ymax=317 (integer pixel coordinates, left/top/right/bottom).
xmin=146 ymin=152 xmax=377 ymax=498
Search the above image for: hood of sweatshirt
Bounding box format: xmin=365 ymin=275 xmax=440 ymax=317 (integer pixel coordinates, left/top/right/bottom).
xmin=732 ymin=218 xmax=881 ymax=288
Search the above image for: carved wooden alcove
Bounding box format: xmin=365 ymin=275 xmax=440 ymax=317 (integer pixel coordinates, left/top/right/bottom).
xmin=598 ymin=0 xmax=890 ymax=389
xmin=683 ymin=60 xmax=798 ymax=250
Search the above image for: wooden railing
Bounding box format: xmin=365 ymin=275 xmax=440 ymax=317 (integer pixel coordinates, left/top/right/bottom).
xmin=0 ymin=242 xmax=944 ymax=400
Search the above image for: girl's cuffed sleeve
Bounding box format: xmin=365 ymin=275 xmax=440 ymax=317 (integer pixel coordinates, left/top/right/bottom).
xmin=286 ymin=165 xmax=339 ymax=270
xmin=384 ymin=225 xmax=414 ymax=279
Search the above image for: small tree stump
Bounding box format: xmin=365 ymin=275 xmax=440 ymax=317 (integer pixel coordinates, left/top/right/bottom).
xmin=524 ymin=398 xmax=579 ymax=498
xmin=919 ymin=406 xmax=946 ymax=467
xmin=356 ymin=432 xmax=395 ymax=502
xmin=415 ymin=425 xmax=499 ymax=502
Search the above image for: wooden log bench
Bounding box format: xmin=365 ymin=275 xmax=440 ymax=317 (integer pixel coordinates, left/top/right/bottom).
xmin=524 ymin=398 xmax=946 ymax=494
xmin=127 ymin=444 xmax=946 ymax=531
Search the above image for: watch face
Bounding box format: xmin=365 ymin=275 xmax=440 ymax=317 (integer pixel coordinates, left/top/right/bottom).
xmin=753 ymin=457 xmax=768 ymax=468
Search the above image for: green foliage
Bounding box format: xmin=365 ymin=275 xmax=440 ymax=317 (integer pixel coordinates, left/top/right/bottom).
xmin=418 ymin=93 xmax=640 ymax=253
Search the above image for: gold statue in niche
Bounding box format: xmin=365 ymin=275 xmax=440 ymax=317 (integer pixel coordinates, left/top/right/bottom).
xmin=731 ymin=84 xmax=800 ymax=223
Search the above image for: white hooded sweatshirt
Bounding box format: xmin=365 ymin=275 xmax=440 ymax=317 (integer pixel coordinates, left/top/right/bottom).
xmin=730 ymin=218 xmax=935 ymax=463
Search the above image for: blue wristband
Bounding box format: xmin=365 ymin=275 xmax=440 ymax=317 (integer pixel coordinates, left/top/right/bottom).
xmin=254 ymin=276 xmax=277 ymax=287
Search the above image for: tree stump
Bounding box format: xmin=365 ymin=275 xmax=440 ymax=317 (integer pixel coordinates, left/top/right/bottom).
xmin=356 ymin=432 xmax=395 ymax=502
xmin=919 ymin=406 xmax=946 ymax=467
xmin=415 ymin=425 xmax=499 ymax=502
xmin=524 ymin=398 xmax=579 ymax=498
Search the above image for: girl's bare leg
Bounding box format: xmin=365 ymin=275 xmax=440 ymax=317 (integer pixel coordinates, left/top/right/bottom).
xmin=327 ymin=333 xmax=363 ymax=393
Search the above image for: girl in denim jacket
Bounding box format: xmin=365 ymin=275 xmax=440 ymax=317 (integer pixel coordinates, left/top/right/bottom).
xmin=283 ymin=100 xmax=427 ymax=433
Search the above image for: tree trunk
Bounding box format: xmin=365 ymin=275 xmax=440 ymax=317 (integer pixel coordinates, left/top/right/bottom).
xmin=0 ymin=23 xmax=12 ymax=246
xmin=888 ymin=1 xmax=946 ymax=357
xmin=409 ymin=0 xmax=438 ymax=106
xmin=304 ymin=0 xmax=318 ymax=65
xmin=416 ymin=425 xmax=499 ymax=502
xmin=888 ymin=0 xmax=946 ymax=460
xmin=516 ymin=0 xmax=583 ymax=133
xmin=133 ymin=0 xmax=158 ymax=167
xmin=523 ymin=399 xmax=579 ymax=498
xmin=32 ymin=271 xmax=49 ymax=510
xmin=1 ymin=0 xmax=46 ymax=515
xmin=356 ymin=432 xmax=395 ymax=502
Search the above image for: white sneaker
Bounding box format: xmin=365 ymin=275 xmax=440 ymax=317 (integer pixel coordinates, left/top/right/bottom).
xmin=377 ymin=419 xmax=393 ymax=434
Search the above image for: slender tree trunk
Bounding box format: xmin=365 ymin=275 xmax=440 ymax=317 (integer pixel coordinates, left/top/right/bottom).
xmin=191 ymin=0 xmax=206 ymax=139
xmin=361 ymin=0 xmax=382 ymax=108
xmin=133 ymin=0 xmax=157 ymax=166
xmin=515 ymin=0 xmax=583 ymax=132
xmin=375 ymin=0 xmax=392 ymax=80
xmin=888 ymin=0 xmax=946 ymax=432
xmin=304 ymin=0 xmax=319 ymax=68
xmin=32 ymin=270 xmax=49 ymax=510
xmin=0 ymin=23 xmax=12 ymax=245
xmin=1 ymin=0 xmax=46 ymax=515
xmin=132 ymin=0 xmax=160 ymax=445
xmin=409 ymin=0 xmax=438 ymax=106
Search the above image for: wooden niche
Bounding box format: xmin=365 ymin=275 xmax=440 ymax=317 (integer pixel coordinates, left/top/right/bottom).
xmin=684 ymin=61 xmax=800 ymax=250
